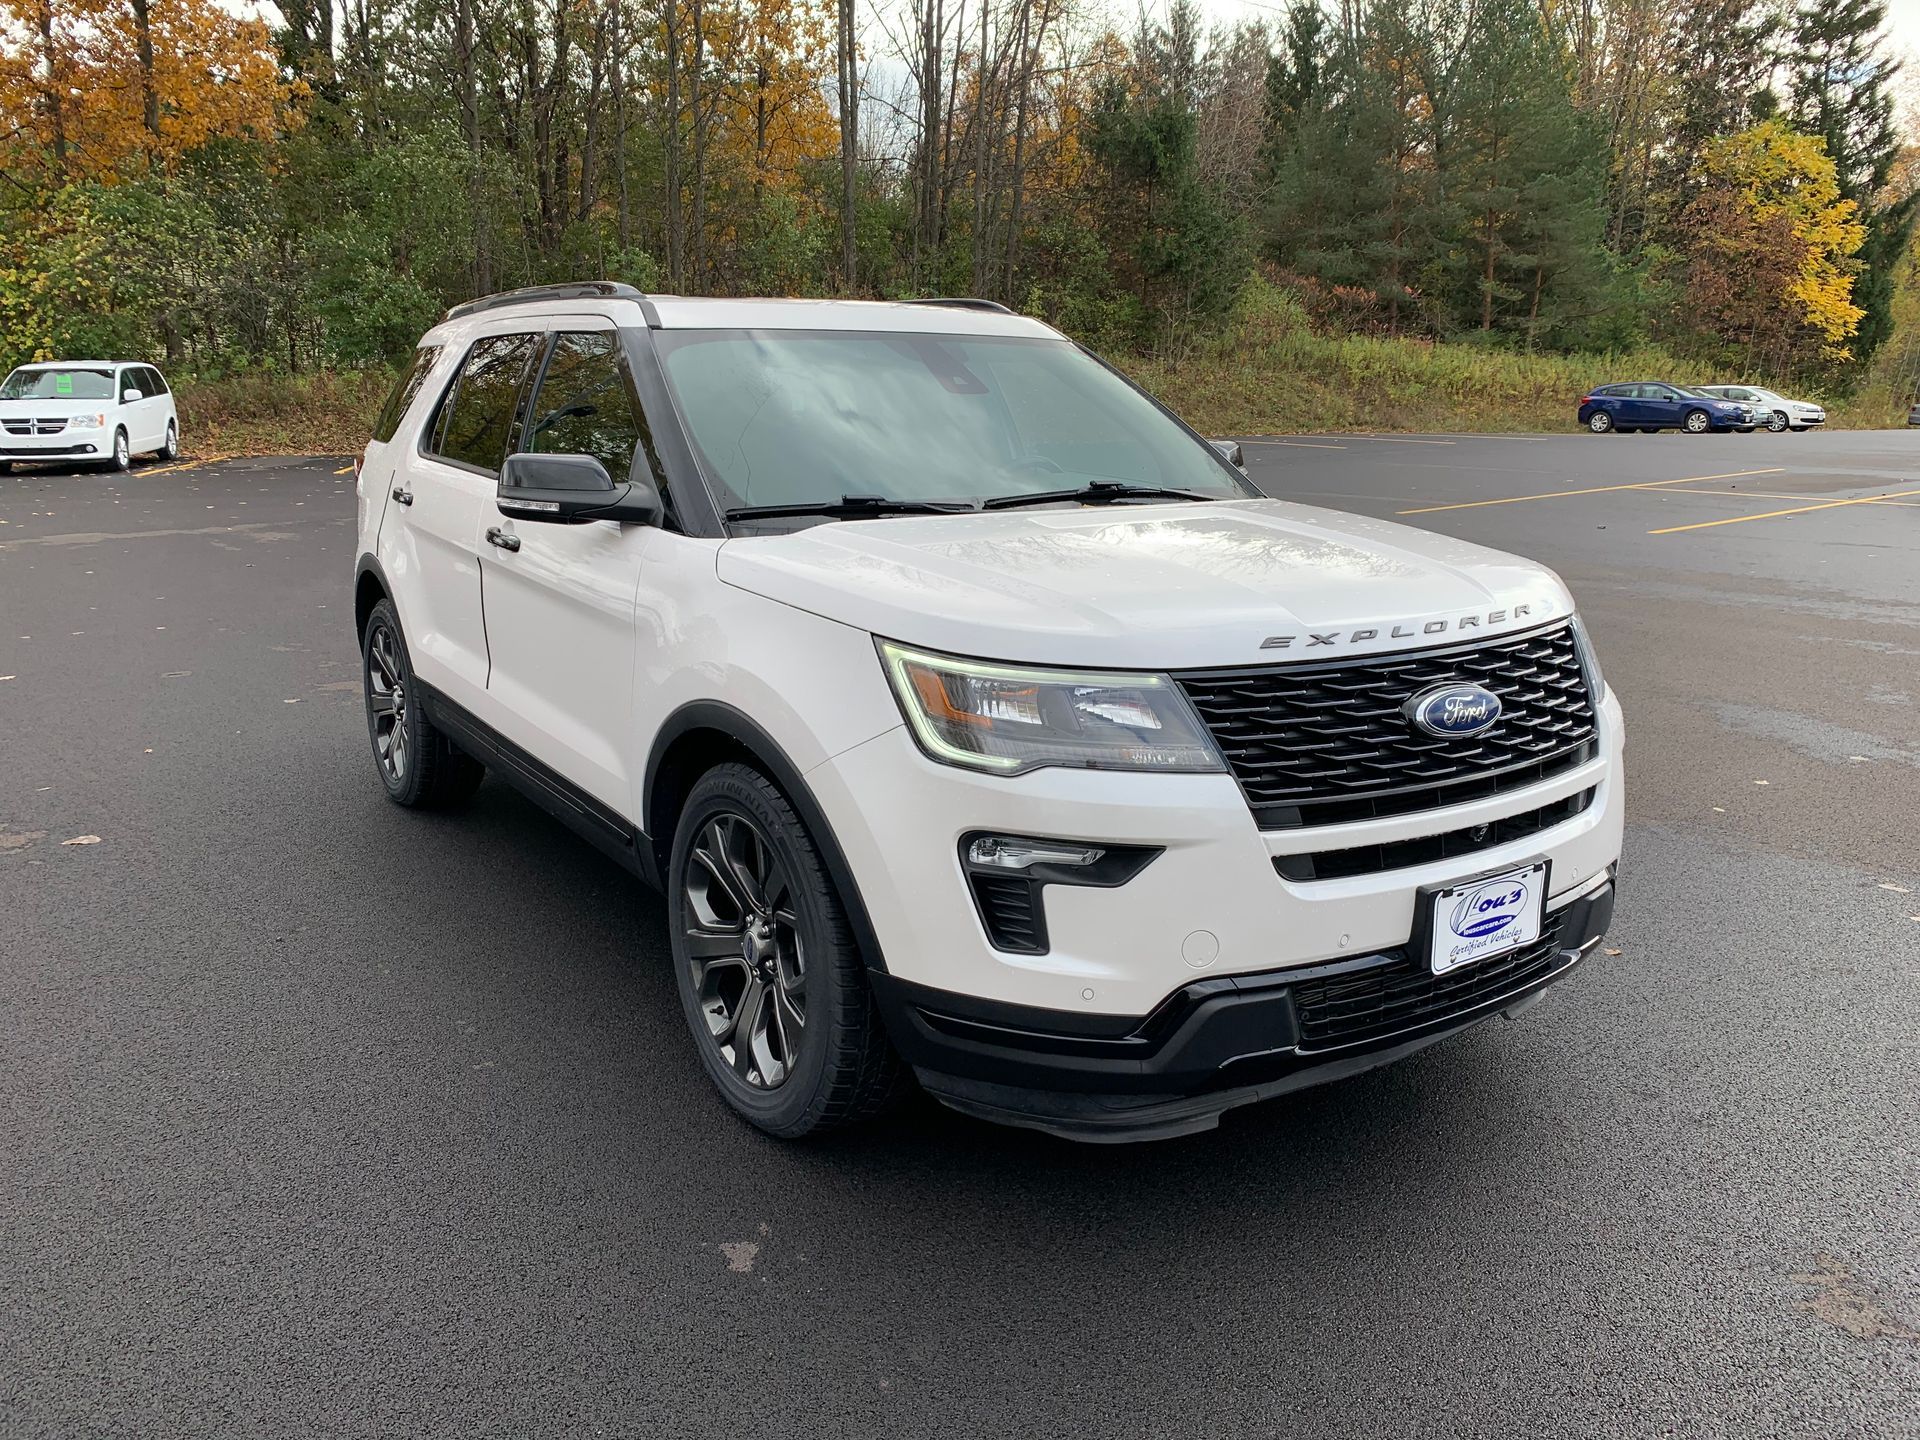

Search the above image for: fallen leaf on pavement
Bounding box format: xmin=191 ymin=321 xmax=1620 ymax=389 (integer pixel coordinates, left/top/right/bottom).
xmin=1603 ymin=947 xmax=1622 ymax=956
xmin=1877 ymin=883 xmax=1911 ymax=893
xmin=61 ymin=835 xmax=101 ymax=846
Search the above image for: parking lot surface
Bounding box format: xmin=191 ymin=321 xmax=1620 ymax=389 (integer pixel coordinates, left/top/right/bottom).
xmin=4 ymin=434 xmax=1917 ymax=1437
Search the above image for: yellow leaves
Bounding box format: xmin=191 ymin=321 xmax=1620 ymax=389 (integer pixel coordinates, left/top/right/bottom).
xmin=0 ymin=0 xmax=293 ymax=182
xmin=1703 ymin=119 xmax=1866 ymax=356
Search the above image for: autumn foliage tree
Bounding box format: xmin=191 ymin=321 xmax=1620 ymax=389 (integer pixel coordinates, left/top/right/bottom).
xmin=1677 ymin=120 xmax=1866 ymax=368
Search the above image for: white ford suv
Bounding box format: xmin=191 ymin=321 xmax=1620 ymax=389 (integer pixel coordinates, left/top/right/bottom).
xmin=0 ymin=360 xmax=180 ymax=472
xmin=353 ymin=284 xmax=1623 ymax=1142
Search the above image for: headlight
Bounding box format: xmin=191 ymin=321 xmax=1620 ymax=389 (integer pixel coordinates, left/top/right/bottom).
xmin=1570 ymin=615 xmax=1608 ymax=703
xmin=71 ymin=413 xmax=104 ymax=429
xmin=877 ymin=640 xmax=1226 ymax=775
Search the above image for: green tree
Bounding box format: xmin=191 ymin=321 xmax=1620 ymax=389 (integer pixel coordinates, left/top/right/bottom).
xmin=1786 ymin=0 xmax=1917 ymax=360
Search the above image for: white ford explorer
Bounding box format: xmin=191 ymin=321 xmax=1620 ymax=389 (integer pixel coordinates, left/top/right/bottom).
xmin=352 ymin=283 xmax=1623 ymax=1142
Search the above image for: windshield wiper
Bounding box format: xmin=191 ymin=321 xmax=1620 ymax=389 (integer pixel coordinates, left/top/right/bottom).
xmin=982 ymin=481 xmax=1220 ymax=511
xmin=725 ymin=494 xmax=978 ymax=522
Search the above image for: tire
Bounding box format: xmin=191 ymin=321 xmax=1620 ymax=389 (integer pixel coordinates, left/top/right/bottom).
xmin=0 ymin=460 xmax=11 ymax=475
xmin=1618 ymin=427 xmax=1641 ymax=435
xmin=1683 ymin=408 xmax=1711 ymax=434
xmin=109 ymin=428 xmax=131 ymax=471
xmin=1768 ymin=410 xmax=1788 ymax=433
xmin=160 ymin=420 xmax=179 ymax=461
xmin=1586 ymin=410 xmax=1614 ymax=433
xmin=360 ymin=598 xmax=484 ymax=808
xmin=668 ymin=763 xmax=902 ymax=1138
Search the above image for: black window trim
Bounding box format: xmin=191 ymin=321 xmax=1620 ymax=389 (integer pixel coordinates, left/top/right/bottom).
xmin=400 ymin=317 xmax=723 ymax=536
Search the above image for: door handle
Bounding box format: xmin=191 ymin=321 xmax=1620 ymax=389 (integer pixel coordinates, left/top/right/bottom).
xmin=485 ymin=526 xmax=520 ymax=552
xmin=391 ymin=486 xmax=413 ymax=506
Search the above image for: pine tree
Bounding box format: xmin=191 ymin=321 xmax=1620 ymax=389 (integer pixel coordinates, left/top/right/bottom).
xmin=1786 ymin=0 xmax=1918 ymax=359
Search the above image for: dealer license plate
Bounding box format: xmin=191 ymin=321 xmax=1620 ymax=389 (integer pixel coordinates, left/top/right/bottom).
xmin=1427 ymin=862 xmax=1547 ymax=975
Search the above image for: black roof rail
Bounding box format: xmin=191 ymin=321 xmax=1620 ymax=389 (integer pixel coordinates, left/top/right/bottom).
xmin=443 ymin=281 xmax=648 ymax=322
xmin=904 ymin=297 xmax=1015 ymax=314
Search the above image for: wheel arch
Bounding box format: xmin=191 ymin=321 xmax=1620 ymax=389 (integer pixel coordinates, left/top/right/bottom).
xmin=355 ymin=554 xmax=392 ymax=641
xmin=645 ymin=701 xmax=890 ymax=974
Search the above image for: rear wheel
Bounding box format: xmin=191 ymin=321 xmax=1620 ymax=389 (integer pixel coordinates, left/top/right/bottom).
xmin=159 ymin=420 xmax=179 ymax=461
xmin=669 ymin=763 xmax=902 ymax=1138
xmin=360 ymin=599 xmax=484 ymax=808
xmin=1768 ymin=410 xmax=1788 ymax=433
xmin=1587 ymin=411 xmax=1614 ymax=433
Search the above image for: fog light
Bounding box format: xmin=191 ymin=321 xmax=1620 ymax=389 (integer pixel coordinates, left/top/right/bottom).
xmin=965 ymin=836 xmax=1104 ymax=870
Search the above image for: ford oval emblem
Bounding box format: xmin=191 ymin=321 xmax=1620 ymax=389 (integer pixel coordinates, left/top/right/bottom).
xmin=1404 ymin=682 xmax=1503 ymax=738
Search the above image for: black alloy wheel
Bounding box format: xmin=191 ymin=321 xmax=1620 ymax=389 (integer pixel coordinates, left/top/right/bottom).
xmin=668 ymin=763 xmax=901 ymax=1137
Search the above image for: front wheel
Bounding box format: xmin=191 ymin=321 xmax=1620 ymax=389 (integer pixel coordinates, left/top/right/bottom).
xmin=669 ymin=764 xmax=901 ymax=1138
xmin=1683 ymin=408 xmax=1711 ymax=434
xmin=1586 ymin=411 xmax=1614 ymax=433
xmin=109 ymin=428 xmax=131 ymax=471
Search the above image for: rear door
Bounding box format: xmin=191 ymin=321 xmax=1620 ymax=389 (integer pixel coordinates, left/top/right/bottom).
xmin=381 ymin=327 xmax=543 ymax=716
xmin=475 ymin=322 xmax=655 ymax=810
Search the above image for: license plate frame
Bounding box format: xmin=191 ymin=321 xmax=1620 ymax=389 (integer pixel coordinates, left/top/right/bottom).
xmin=1414 ymin=859 xmax=1551 ymax=977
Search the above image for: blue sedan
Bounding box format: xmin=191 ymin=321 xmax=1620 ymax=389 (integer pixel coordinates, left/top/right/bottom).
xmin=1577 ymin=382 xmax=1755 ymax=435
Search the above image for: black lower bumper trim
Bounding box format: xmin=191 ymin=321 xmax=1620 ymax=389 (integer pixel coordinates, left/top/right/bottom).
xmin=872 ymin=879 xmax=1615 ymax=1141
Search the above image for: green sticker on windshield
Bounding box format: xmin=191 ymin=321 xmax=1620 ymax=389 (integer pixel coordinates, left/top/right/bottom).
xmin=56 ymin=374 xmax=72 ymax=394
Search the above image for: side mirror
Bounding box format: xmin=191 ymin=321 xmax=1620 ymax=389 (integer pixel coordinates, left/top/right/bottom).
xmin=497 ymin=451 xmax=661 ymax=525
xmin=1209 ymin=438 xmax=1245 ymax=469
xmin=123 ymin=389 xmax=143 ymax=403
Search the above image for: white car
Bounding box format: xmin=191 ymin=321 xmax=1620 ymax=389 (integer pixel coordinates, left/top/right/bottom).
xmin=352 ymin=284 xmax=1624 ymax=1142
xmin=0 ymin=360 xmax=179 ymax=472
xmin=1698 ymin=384 xmax=1825 ymax=432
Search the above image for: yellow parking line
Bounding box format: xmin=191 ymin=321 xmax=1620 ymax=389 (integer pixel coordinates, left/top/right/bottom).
xmin=1240 ymin=438 xmax=1348 ymax=450
xmin=1351 ymin=435 xmax=1455 ymax=445
xmin=333 ymin=464 xmax=355 ymax=474
xmin=1663 ymin=488 xmax=1920 ymax=507
xmin=1398 ymin=467 xmax=1785 ymax=515
xmin=1649 ymin=488 xmax=1920 ymax=534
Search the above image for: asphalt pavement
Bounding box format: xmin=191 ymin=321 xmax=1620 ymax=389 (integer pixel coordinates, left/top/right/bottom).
xmin=3 ymin=433 xmax=1917 ymax=1437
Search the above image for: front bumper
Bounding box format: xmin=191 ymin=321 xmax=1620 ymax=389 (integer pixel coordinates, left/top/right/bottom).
xmin=0 ymin=438 xmax=103 ymax=458
xmin=875 ymin=879 xmax=1614 ymax=1141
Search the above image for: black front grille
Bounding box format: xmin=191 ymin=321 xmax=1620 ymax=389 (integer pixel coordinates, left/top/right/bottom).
xmin=1179 ymin=623 xmax=1597 ymax=828
xmin=1290 ymin=911 xmax=1570 ymax=1051
xmin=1274 ymin=788 xmax=1596 ymax=882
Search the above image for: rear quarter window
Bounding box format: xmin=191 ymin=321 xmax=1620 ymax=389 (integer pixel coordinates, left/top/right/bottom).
xmin=372 ymin=345 xmax=443 ymax=444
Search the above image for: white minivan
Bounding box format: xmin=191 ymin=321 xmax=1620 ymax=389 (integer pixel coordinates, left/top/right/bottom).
xmin=0 ymin=361 xmax=180 ymax=472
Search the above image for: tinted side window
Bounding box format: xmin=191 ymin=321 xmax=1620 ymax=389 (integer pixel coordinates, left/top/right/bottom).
xmin=151 ymin=368 xmax=170 ymax=394
xmin=432 ymin=333 xmax=541 ymax=471
xmin=372 ymin=345 xmax=442 ymax=444
xmin=524 ymin=332 xmax=645 ymax=480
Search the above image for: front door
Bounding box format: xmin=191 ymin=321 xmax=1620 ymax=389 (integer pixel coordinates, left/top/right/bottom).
xmin=476 ymin=323 xmax=653 ymax=812
xmin=381 ymin=328 xmax=542 ymax=716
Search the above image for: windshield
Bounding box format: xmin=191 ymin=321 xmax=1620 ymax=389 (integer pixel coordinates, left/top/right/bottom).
xmin=655 ymin=330 xmax=1253 ymax=517
xmin=0 ymin=367 xmax=117 ymax=401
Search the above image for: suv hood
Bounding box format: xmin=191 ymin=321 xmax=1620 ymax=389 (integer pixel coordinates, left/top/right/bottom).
xmin=717 ymin=499 xmax=1574 ymax=669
